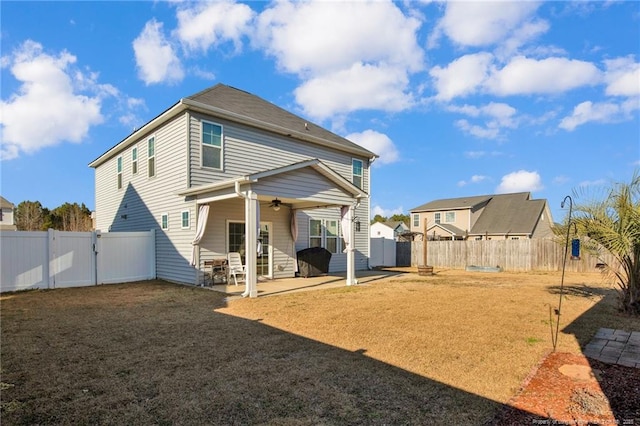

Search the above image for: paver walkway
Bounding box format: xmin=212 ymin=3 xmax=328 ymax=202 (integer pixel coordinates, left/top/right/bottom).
xmin=583 ymin=328 xmax=640 ymax=368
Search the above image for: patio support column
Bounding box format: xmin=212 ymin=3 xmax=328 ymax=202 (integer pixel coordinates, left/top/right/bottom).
xmin=243 ymin=191 xmax=258 ymax=298
xmin=346 ymin=205 xmax=357 ymax=286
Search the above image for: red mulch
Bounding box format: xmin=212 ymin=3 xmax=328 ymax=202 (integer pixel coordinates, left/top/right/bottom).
xmin=492 ymin=352 xmax=640 ymax=425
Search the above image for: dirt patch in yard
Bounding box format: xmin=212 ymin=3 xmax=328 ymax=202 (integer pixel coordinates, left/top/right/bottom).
xmin=1 ymin=270 xmax=639 ymax=425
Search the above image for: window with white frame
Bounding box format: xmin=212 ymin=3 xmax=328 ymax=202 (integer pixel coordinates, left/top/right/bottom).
xmin=445 ymin=211 xmax=455 ymax=223
xmin=309 ymin=219 xmax=341 ymax=253
xmin=325 ymin=220 xmax=339 ymax=254
xmin=161 ymin=213 xmax=168 ymax=230
xmin=413 ymin=213 xmax=419 ymax=227
xmin=148 ymin=137 xmax=155 ymax=178
xmin=352 ymin=159 xmax=363 ymax=189
xmin=309 ymin=219 xmax=322 ymax=248
xmin=117 ymin=156 xmax=123 ymax=189
xmin=132 ymin=147 xmax=138 ymax=175
xmin=181 ymin=210 xmax=190 ymax=229
xmin=202 ymin=121 xmax=223 ymax=169
xmin=434 ymin=212 xmax=441 ymax=224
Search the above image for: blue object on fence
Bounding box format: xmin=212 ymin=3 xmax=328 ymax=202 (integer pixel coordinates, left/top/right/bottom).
xmin=571 ymin=238 xmax=580 ymax=259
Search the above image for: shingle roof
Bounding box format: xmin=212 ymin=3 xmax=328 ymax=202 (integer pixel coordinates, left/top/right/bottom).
xmin=430 ymin=223 xmax=466 ymax=236
xmin=186 ymin=84 xmax=376 ymax=158
xmin=411 ymin=192 xmax=548 ymax=237
xmin=410 ymin=194 xmax=493 ymax=212
xmin=0 ymin=196 xmax=14 ymax=209
xmin=469 ymin=193 xmax=545 ymax=236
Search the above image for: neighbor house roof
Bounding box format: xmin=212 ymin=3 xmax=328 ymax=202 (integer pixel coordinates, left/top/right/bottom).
xmin=0 ymin=196 xmax=14 ymax=209
xmin=468 ymin=193 xmax=546 ymax=236
xmin=411 ymin=192 xmax=548 ymax=237
xmin=377 ymin=221 xmax=406 ymax=231
xmin=429 ymin=223 xmax=466 ymax=237
xmin=90 ymin=84 xmax=377 ymax=168
xmin=410 ymin=194 xmax=492 ymax=212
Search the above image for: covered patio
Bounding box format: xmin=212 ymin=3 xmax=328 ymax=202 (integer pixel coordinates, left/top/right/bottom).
xmin=204 ymin=269 xmax=403 ymax=298
xmin=179 ymin=159 xmax=368 ymax=298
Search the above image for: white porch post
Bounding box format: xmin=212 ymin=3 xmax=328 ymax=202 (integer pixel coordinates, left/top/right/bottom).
xmin=346 ymin=205 xmax=357 ymax=286
xmin=243 ymin=191 xmax=258 ymax=298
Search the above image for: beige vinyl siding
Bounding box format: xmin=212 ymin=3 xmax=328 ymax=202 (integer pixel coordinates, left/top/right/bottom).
xmin=94 ymin=114 xmax=196 ymax=284
xmin=187 ymin=112 xmax=371 ymax=267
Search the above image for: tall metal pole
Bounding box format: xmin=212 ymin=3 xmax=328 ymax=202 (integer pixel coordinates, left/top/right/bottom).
xmin=552 ymin=195 xmax=573 ymax=352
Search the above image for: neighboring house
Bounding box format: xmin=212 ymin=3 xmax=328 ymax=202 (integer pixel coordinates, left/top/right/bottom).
xmin=0 ymin=196 xmax=17 ymax=231
xmin=409 ymin=192 xmax=554 ymax=240
xmin=89 ymin=84 xmax=377 ymax=296
xmin=370 ymin=221 xmax=409 ymax=241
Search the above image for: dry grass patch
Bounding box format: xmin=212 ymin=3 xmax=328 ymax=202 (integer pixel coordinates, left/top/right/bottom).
xmin=1 ymin=270 xmax=638 ymax=425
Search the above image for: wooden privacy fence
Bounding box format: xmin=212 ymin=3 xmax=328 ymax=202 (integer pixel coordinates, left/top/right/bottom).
xmin=411 ymin=239 xmax=614 ymax=272
xmin=0 ymin=230 xmax=156 ymax=292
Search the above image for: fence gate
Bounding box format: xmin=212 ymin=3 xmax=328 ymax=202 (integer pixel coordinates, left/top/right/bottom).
xmin=1 ymin=230 xmax=155 ymax=292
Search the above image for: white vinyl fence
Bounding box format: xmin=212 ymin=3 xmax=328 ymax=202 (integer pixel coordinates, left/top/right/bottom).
xmin=370 ymin=237 xmax=397 ymax=267
xmin=0 ymin=230 xmax=156 ymax=292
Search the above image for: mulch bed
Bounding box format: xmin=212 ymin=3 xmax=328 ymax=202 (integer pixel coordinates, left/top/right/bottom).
xmin=492 ymin=352 xmax=640 ymax=425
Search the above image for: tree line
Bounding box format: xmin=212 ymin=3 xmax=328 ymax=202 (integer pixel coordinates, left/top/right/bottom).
xmin=370 ymin=213 xmax=410 ymax=226
xmin=14 ymin=201 xmax=93 ymax=232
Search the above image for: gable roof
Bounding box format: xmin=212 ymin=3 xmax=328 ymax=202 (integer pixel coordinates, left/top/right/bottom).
xmin=0 ymin=196 xmax=15 ymax=209
xmin=411 ymin=192 xmax=549 ymax=237
xmin=428 ymin=223 xmax=466 ymax=237
xmin=469 ymin=193 xmax=546 ymax=236
xmin=177 ymin=158 xmax=366 ymax=208
xmin=410 ymin=194 xmax=493 ymax=212
xmin=90 ymin=84 xmax=377 ymax=168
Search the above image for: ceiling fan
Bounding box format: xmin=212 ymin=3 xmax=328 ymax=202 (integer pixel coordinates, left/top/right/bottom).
xmin=269 ymin=198 xmax=282 ymax=211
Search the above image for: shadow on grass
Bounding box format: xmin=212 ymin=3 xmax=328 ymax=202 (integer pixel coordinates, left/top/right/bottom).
xmin=1 ymin=280 xmax=541 ymax=425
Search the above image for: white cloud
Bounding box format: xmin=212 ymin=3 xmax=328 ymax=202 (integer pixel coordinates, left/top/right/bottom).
xmin=449 ymin=102 xmax=517 ymax=139
xmin=559 ymin=99 xmax=639 ymax=131
xmin=603 ymin=56 xmax=640 ymax=97
xmin=255 ymin=0 xmax=423 ymax=119
xmin=486 ymin=56 xmax=601 ymax=96
xmin=458 ymin=175 xmax=489 ymax=186
xmin=371 ymin=204 xmax=405 ymax=219
xmin=430 ymin=53 xmax=493 ymax=101
xmin=345 ymin=129 xmax=399 ymax=166
xmin=0 ymin=41 xmax=104 ymax=160
xmin=133 ymin=19 xmax=184 ymax=85
xmin=255 ymin=0 xmax=423 ymax=75
xmin=430 ymin=1 xmax=541 ymax=48
xmin=174 ymin=1 xmax=255 ymax=53
xmin=294 ymin=63 xmax=413 ymax=119
xmin=496 ymin=170 xmax=544 ymax=193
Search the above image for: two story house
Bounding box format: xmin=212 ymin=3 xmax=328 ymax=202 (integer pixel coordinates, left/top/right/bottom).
xmin=370 ymin=221 xmax=410 ymax=241
xmin=409 ymin=192 xmax=554 ymax=240
xmin=89 ymin=84 xmax=377 ymax=297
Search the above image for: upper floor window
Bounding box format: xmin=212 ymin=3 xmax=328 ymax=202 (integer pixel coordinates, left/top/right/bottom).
xmin=202 ymin=121 xmax=223 ymax=169
xmin=132 ymin=147 xmax=138 ymax=175
xmin=445 ymin=212 xmax=456 ymax=223
xmin=434 ymin=212 xmax=441 ymax=224
xmin=161 ymin=213 xmax=169 ymax=230
xmin=148 ymin=137 xmax=156 ymax=178
xmin=352 ymin=159 xmax=363 ymax=189
xmin=117 ymin=156 xmax=123 ymax=189
xmin=181 ymin=210 xmax=190 ymax=229
xmin=412 ymin=213 xmax=419 ymax=228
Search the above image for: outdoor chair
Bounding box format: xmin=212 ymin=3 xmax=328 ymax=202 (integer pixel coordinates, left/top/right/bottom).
xmin=227 ymin=252 xmax=246 ymax=286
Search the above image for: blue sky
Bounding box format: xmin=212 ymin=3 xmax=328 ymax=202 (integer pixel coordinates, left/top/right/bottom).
xmin=1 ymin=1 xmax=638 ymax=223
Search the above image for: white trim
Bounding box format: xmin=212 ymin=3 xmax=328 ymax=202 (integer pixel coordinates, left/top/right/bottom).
xmin=131 ymin=146 xmax=138 ymax=175
xmin=147 ymin=135 xmax=156 ymax=179
xmin=161 ymin=212 xmax=169 ymax=230
xmin=351 ymin=158 xmax=363 ymax=189
xmin=200 ymin=119 xmax=224 ymax=170
xmin=181 ymin=210 xmax=190 ymax=229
